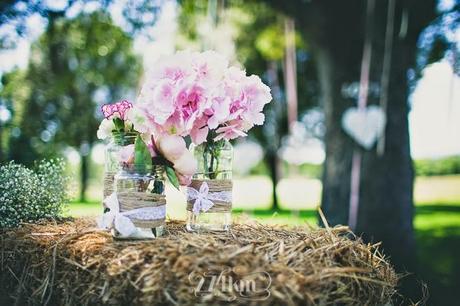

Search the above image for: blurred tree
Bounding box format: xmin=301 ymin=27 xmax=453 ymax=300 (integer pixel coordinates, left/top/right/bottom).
xmin=261 ymin=0 xmax=452 ymax=275
xmin=7 ymin=11 xmax=141 ymax=201
xmin=0 ymin=69 xmax=29 ymax=162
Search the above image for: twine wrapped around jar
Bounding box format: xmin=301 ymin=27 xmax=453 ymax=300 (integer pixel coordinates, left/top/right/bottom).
xmin=103 ymin=171 xmax=116 ymax=198
xmin=186 ymin=179 xmax=233 ymax=213
xmin=117 ymin=191 xmax=167 ymax=228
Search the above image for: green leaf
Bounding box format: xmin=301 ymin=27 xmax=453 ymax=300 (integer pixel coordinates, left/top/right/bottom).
xmin=165 ymin=165 xmax=180 ymax=190
xmin=113 ymin=117 xmax=124 ymax=131
xmin=134 ymin=135 xmax=151 ymax=172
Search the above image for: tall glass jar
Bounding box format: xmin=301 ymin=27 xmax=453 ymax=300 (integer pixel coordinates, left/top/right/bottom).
xmin=103 ymin=132 xmax=137 ymax=199
xmin=186 ymin=139 xmax=233 ymax=232
xmin=111 ymin=164 xmax=166 ymax=239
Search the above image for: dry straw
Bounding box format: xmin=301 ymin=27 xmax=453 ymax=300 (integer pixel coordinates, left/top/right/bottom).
xmin=0 ymin=216 xmax=398 ymax=305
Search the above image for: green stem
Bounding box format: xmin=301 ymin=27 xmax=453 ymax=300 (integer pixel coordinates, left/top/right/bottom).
xmin=209 ymin=150 xmax=216 ymax=179
xmin=203 ymin=141 xmax=220 ymax=179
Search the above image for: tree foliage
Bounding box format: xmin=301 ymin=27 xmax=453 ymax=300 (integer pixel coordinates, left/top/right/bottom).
xmin=0 ymin=0 xmax=163 ymax=48
xmin=7 ymin=11 xmax=141 ymax=162
xmin=1 ymin=11 xmax=141 ymax=200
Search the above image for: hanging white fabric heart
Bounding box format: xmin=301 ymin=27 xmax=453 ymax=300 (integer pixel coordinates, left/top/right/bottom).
xmin=341 ymin=105 xmax=386 ymax=150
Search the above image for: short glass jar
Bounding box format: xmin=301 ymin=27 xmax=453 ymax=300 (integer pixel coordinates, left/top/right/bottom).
xmin=103 ymin=131 xmax=137 ymax=199
xmin=186 ymin=139 xmax=233 ymax=232
xmin=111 ymin=164 xmax=166 ymax=239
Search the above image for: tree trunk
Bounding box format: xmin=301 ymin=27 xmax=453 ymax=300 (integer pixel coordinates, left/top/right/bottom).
xmin=266 ymin=151 xmax=280 ymax=210
xmin=80 ymin=153 xmax=89 ymax=202
xmin=318 ymin=46 xmax=417 ymax=268
xmin=262 ymin=0 xmax=437 ymax=270
xmin=312 ymin=1 xmax=436 ymax=273
xmin=264 ymin=61 xmax=283 ymax=211
xmin=262 ymin=0 xmax=437 ymax=300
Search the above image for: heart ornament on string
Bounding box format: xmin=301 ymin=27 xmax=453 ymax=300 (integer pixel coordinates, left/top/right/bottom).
xmin=341 ymin=105 xmax=386 ymax=150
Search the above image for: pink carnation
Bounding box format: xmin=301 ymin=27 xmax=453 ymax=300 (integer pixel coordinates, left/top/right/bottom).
xmin=101 ymin=100 xmax=133 ymax=120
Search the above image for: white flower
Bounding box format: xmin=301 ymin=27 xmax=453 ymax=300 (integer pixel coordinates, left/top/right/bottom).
xmin=97 ymin=119 xmax=115 ymax=140
xmin=0 ymin=160 xmax=68 ymax=228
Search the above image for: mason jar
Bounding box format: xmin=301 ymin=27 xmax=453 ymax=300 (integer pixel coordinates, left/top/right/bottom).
xmin=110 ymin=164 xmax=166 ymax=239
xmin=186 ymin=139 xmax=233 ymax=232
xmin=103 ymin=131 xmax=137 ymax=199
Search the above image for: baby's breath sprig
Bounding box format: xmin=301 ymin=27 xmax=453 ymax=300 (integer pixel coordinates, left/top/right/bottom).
xmin=0 ymin=159 xmax=69 ymax=228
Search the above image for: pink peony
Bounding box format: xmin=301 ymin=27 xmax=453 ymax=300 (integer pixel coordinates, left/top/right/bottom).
xmin=240 ymin=75 xmax=272 ymax=126
xmin=148 ymin=50 xmax=193 ymax=82
xmin=138 ymin=79 xmax=176 ymax=125
xmin=214 ymin=123 xmax=247 ymax=141
xmin=190 ymin=126 xmax=209 ymax=145
xmin=206 ymin=97 xmax=231 ymax=130
xmin=191 ymin=50 xmax=228 ymax=86
xmin=157 ymin=134 xmax=187 ymax=161
xmin=173 ymin=150 xmax=197 ymax=176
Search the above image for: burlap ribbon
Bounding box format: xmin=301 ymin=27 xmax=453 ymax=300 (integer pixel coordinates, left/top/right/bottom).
xmin=103 ymin=171 xmax=116 ymax=198
xmin=186 ymin=179 xmax=233 ymax=213
xmin=117 ymin=191 xmax=167 ymax=228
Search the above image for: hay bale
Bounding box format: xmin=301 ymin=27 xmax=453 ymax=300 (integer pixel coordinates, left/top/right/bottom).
xmin=0 ymin=218 xmax=397 ymax=305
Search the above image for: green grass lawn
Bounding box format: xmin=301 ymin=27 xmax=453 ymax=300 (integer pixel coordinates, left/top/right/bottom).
xmin=74 ymin=174 xmax=460 ymax=214
xmin=68 ymin=175 xmax=460 ymax=306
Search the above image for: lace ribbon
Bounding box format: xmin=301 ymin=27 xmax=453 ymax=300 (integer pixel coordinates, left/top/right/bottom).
xmin=97 ymin=192 xmax=166 ymax=237
xmin=187 ymin=181 xmax=232 ymax=215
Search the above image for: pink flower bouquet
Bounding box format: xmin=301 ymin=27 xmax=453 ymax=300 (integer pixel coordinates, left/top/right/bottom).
xmin=99 ymin=50 xmax=271 ymax=186
xmin=129 ymin=50 xmax=272 ymax=179
xmin=129 ymin=50 xmax=272 ymax=144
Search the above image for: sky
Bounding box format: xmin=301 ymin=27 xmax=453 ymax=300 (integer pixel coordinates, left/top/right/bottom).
xmin=410 ymin=61 xmax=460 ymax=159
xmin=0 ymin=0 xmax=459 ymax=162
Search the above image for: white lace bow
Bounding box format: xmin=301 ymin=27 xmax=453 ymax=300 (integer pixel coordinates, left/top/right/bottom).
xmin=187 ymin=182 xmax=232 ymax=215
xmin=97 ymin=192 xmax=166 ymax=236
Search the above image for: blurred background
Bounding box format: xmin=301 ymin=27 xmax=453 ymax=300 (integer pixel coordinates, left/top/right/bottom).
xmin=0 ymin=0 xmax=458 ymax=304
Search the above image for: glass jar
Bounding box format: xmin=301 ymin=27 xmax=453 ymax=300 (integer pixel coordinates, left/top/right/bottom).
xmin=103 ymin=132 xmax=137 ymax=199
xmin=186 ymin=139 xmax=233 ymax=232
xmin=111 ymin=164 xmax=166 ymax=239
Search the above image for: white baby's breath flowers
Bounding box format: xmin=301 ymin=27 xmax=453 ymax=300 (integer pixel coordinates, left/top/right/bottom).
xmin=0 ymin=159 xmax=69 ymax=228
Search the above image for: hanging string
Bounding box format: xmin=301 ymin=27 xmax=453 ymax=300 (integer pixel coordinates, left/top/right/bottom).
xmin=203 ymin=0 xmax=219 ymax=50
xmin=398 ymin=8 xmax=408 ymax=39
xmin=284 ymin=17 xmax=298 ymax=132
xmin=207 ymin=0 xmax=218 ymax=27
xmin=377 ymin=0 xmax=396 ymax=156
xmin=348 ymin=0 xmax=375 ymax=231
